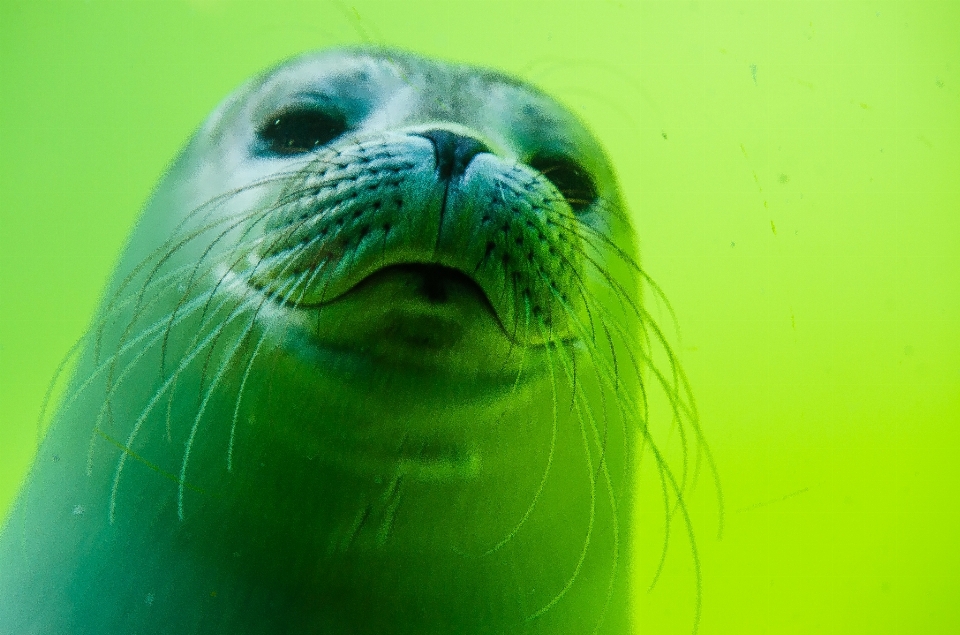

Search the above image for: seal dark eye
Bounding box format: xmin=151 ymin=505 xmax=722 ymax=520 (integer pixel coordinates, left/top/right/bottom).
xmin=528 ymin=154 xmax=598 ymax=214
xmin=257 ymin=107 xmax=347 ymax=156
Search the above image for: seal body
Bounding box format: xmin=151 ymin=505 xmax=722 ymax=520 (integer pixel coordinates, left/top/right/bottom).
xmin=0 ymin=49 xmax=672 ymax=634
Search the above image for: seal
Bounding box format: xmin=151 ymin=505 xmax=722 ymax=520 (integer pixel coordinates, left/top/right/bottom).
xmin=0 ymin=48 xmax=710 ymax=634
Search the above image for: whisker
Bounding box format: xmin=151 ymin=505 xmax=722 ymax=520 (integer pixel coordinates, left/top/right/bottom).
xmin=524 ymin=313 xmax=597 ymax=623
xmin=537 ymin=255 xmax=708 ymax=633
xmin=226 ymin=249 xmax=332 ymax=472
xmin=107 ymin=289 xmax=266 ymax=524
xmin=178 ymin=268 xmax=313 ymax=520
xmin=478 ymin=295 xmax=557 ymax=556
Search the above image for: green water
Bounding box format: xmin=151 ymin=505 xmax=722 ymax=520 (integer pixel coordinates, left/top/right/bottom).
xmin=1 ymin=1 xmax=957 ymax=632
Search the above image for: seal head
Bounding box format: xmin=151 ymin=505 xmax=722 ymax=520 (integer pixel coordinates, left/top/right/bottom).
xmin=0 ymin=49 xmax=699 ymax=635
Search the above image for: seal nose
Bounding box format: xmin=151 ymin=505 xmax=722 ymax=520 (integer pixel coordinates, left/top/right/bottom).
xmin=416 ymin=129 xmax=490 ymax=182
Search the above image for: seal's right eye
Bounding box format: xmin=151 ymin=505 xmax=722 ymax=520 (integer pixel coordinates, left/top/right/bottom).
xmin=527 ymin=154 xmax=598 ymax=214
xmin=257 ymin=107 xmax=347 ymax=156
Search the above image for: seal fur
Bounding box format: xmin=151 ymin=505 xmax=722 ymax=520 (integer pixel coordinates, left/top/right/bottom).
xmin=0 ymin=48 xmax=714 ymax=634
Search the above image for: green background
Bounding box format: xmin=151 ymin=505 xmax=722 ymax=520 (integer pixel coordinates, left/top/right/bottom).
xmin=1 ymin=0 xmax=957 ymax=632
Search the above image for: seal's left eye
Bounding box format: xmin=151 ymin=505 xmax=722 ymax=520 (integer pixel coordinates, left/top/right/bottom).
xmin=257 ymin=107 xmax=347 ymax=156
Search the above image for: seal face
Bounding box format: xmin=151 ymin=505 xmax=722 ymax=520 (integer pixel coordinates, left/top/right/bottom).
xmin=0 ymin=49 xmax=709 ymax=635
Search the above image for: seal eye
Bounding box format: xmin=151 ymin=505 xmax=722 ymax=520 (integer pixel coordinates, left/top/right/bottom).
xmin=528 ymin=155 xmax=598 ymax=214
xmin=257 ymin=107 xmax=347 ymax=156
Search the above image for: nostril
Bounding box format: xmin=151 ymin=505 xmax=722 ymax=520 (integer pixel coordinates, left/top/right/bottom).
xmin=415 ymin=129 xmax=491 ymax=182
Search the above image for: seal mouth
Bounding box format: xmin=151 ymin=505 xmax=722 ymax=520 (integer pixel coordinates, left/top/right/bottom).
xmin=280 ymin=260 xmax=533 ymax=377
xmin=321 ymin=262 xmax=492 ymax=307
xmin=343 ymin=262 xmax=507 ymax=340
xmin=380 ymin=263 xmax=487 ymax=306
xmin=324 ymin=262 xmax=509 ymax=349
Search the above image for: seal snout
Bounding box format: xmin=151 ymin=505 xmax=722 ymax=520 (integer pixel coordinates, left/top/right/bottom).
xmin=244 ymin=126 xmax=585 ymax=347
xmin=414 ymin=129 xmax=491 ymax=183
xmin=240 ymin=71 xmax=595 ymax=349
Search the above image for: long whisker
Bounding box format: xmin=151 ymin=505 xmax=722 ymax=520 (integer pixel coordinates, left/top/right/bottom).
xmin=524 ymin=313 xmax=596 ymax=623
xmin=537 ymin=244 xmax=708 ymax=633
xmin=478 ymin=295 xmax=556 ymax=556
xmin=93 ymin=168 xmax=312 ymax=366
xmin=107 ymin=289 xmax=267 ymax=524
xmin=226 ymin=245 xmax=333 ymax=472
xmin=35 ymin=337 xmax=85 ymax=446
xmin=178 ymin=268 xmax=313 ymax=519
xmin=81 ymin=292 xmax=226 ymax=475
xmin=539 ymin=273 xmax=627 ymax=634
xmin=550 ymin=221 xmax=709 ymax=499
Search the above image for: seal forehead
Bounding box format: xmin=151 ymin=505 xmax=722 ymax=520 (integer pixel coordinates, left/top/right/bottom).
xmin=226 ymin=49 xmax=612 ymax=172
xmin=246 ymin=51 xmax=404 ymax=126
